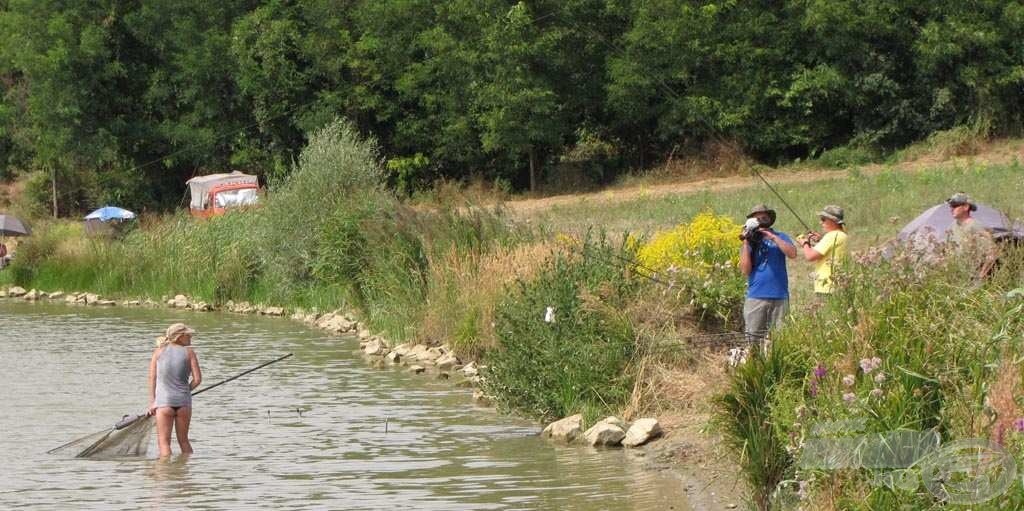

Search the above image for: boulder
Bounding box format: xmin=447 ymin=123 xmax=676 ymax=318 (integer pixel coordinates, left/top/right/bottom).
xmin=24 ymin=289 xmax=40 ymax=301
xmin=363 ymin=338 xmax=387 ymax=356
xmin=191 ymin=301 xmax=212 ymax=312
xmin=65 ymin=294 xmax=79 ymax=303
xmin=391 ymin=343 xmax=413 ymax=357
xmin=461 ymin=362 xmax=479 ymax=378
xmin=172 ymin=294 xmax=189 ymax=308
xmin=230 ymin=301 xmax=256 ymax=314
xmin=48 ymin=291 xmax=64 ymax=300
xmin=416 ymin=346 xmax=444 ymax=365
xmin=316 ymin=313 xmax=355 ymax=333
xmin=541 ymin=414 xmax=583 ymax=442
xmin=96 ymin=300 xmax=117 ymax=306
xmin=409 ymin=365 xmax=426 ymax=374
xmin=125 ymin=300 xmax=142 ymax=306
xmin=622 ymin=418 xmax=663 ymax=447
xmin=357 ymin=328 xmax=372 ymax=340
xmin=8 ymin=286 xmax=27 ymax=297
xmin=292 ymin=310 xmax=320 ymax=324
xmin=435 ymin=353 xmax=460 ymax=370
xmin=472 ymin=390 xmax=492 ymax=406
xmin=582 ymin=422 xmax=626 ymax=447
xmin=405 ymin=344 xmax=430 ymax=361
xmin=386 ymin=351 xmax=402 ymax=364
xmin=0 ymin=290 xmax=7 ymax=298
xmin=261 ymin=306 xmax=285 ymax=316
xmin=85 ymin=293 xmax=101 ymax=305
xmin=595 ymin=416 xmax=627 ymax=430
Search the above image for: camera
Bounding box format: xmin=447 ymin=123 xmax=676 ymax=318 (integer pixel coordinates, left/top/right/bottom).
xmin=740 ymin=218 xmax=764 ymax=243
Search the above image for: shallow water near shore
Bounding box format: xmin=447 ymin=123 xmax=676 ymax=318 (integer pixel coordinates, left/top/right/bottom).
xmin=0 ymin=300 xmax=692 ymax=510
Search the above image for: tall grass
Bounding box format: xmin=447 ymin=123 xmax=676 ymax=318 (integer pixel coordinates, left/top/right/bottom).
xmin=716 ymin=242 xmax=1024 ymax=509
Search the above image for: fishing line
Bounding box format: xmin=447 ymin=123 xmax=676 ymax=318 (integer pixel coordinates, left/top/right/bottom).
xmin=750 ymin=165 xmax=815 ymax=233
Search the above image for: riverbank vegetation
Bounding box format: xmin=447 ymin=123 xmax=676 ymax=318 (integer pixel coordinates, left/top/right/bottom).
xmin=2 ymin=1 xmax=1023 ymax=213
xmin=4 ymin=118 xmax=1024 ymax=507
xmin=718 ymin=245 xmax=1024 ymax=510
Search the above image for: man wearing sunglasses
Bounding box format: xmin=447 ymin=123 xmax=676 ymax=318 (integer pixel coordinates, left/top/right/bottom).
xmin=946 ymin=192 xmax=997 ymax=279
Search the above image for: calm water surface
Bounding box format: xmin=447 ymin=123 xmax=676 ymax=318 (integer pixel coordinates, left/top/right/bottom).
xmin=0 ymin=300 xmax=690 ymax=510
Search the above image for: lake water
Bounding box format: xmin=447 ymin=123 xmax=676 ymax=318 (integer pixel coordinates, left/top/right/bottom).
xmin=0 ymin=300 xmax=691 ymax=510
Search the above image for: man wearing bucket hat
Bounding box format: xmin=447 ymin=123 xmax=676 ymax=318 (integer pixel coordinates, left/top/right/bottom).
xmin=946 ymin=192 xmax=997 ymax=278
xmin=739 ymin=204 xmax=797 ymax=345
xmin=799 ymin=205 xmax=849 ymax=296
xmin=148 ymin=322 xmax=202 ymax=457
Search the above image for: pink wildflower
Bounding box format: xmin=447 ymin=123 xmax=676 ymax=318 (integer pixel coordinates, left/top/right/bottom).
xmin=842 ymin=374 xmax=856 ymax=387
xmin=1014 ymin=418 xmax=1024 ymax=433
xmin=813 ymin=363 xmax=827 ymax=380
xmin=843 ymin=392 xmax=857 ymax=404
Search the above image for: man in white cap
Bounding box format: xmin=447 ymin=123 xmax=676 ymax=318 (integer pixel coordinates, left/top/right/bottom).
xmin=946 ymin=192 xmax=997 ymax=279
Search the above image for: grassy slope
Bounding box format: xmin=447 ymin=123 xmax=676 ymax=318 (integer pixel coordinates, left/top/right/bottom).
xmin=519 ymin=147 xmax=1023 ymax=306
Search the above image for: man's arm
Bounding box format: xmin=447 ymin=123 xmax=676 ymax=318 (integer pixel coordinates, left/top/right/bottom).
xmin=801 ymin=240 xmax=823 ymax=261
xmin=739 ymin=240 xmax=752 ymax=276
xmin=766 ymin=231 xmax=797 ymax=259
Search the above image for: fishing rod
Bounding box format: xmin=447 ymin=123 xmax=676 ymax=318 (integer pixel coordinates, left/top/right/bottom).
xmin=750 ymin=165 xmax=815 ymax=234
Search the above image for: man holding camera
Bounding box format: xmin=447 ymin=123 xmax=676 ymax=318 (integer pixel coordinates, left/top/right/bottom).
xmin=739 ymin=204 xmax=797 ymax=345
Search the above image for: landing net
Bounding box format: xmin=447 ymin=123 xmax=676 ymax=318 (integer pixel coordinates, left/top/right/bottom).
xmin=47 ymin=414 xmax=155 ymax=459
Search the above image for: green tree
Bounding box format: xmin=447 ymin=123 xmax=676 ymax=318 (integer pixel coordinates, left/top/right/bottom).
xmin=475 ymin=2 xmax=569 ymax=192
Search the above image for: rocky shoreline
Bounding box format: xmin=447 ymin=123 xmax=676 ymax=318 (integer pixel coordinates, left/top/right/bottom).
xmin=1 ymin=285 xmax=664 ymax=450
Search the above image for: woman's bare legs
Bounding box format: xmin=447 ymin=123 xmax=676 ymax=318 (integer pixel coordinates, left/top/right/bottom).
xmin=174 ymin=407 xmax=193 ymax=454
xmin=155 ymin=407 xmax=175 ymax=457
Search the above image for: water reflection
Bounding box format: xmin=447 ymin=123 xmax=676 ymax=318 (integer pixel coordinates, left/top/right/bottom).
xmin=0 ymin=300 xmax=691 ymax=510
xmin=148 ymin=454 xmax=191 ymax=482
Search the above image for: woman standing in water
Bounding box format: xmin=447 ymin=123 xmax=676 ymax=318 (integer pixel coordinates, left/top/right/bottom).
xmin=148 ymin=323 xmax=202 ymax=457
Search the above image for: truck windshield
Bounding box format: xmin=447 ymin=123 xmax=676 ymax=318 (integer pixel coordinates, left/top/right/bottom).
xmin=214 ymin=188 xmax=259 ymax=209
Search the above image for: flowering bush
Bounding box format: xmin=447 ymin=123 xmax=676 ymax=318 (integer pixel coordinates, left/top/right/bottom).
xmin=635 ymin=210 xmax=741 ymax=275
xmin=634 ymin=210 xmax=745 ymax=323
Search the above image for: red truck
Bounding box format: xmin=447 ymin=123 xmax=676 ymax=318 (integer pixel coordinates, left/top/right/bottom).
xmin=186 ymin=172 xmax=260 ymax=218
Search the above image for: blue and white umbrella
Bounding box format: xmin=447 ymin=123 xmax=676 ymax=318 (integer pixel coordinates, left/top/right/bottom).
xmin=84 ymin=206 xmax=136 ymax=222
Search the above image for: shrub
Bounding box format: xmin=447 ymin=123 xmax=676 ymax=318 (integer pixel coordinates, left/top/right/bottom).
xmin=635 ymin=210 xmax=745 ymax=324
xmin=260 ymin=118 xmax=392 ymax=295
xmin=816 ymin=144 xmax=879 ymax=168
xmin=484 ymin=236 xmax=640 ymax=421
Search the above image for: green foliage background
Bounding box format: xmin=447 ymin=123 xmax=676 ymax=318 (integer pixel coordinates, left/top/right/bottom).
xmin=2 ymin=1 xmax=1022 ymax=209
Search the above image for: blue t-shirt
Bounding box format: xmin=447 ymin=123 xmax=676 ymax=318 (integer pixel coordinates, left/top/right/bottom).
xmin=744 ymin=231 xmax=792 ymax=299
